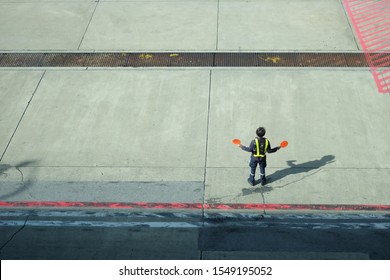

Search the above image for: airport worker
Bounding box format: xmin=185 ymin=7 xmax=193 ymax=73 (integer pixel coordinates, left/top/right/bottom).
xmin=238 ymin=127 xmax=280 ymax=186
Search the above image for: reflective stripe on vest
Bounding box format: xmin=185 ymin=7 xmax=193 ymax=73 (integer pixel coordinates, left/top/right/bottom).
xmin=254 ymin=138 xmax=268 ymax=158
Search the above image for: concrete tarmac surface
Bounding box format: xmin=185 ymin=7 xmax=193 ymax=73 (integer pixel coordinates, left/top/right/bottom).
xmin=0 ymin=0 xmax=390 ymax=260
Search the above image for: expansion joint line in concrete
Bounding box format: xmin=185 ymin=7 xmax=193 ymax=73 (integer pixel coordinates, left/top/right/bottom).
xmin=215 ymin=0 xmax=220 ymax=51
xmin=339 ymin=0 xmax=361 ymax=50
xmin=78 ymin=0 xmax=100 ymax=51
xmin=202 ymin=70 xmax=213 ymax=219
xmin=0 ymin=71 xmax=46 ymax=163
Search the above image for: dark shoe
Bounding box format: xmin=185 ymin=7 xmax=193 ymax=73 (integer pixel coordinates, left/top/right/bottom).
xmin=261 ymin=177 xmax=267 ymax=186
xmin=247 ymin=178 xmax=255 ymax=186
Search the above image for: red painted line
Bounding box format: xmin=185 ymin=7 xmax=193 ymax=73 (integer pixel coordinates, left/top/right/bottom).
xmin=371 ymin=69 xmax=388 ymax=80
xmin=344 ymin=0 xmax=390 ymax=93
xmin=353 ymin=2 xmax=388 ymax=16
xmin=363 ymin=27 xmax=390 ymax=40
xmin=351 ymin=1 xmax=378 ymax=10
xmin=348 ymin=0 xmax=368 ymax=6
xmin=371 ymin=74 xmax=389 ymax=92
xmin=361 ymin=22 xmax=390 ymax=36
xmin=350 ymin=3 xmax=371 ymax=10
xmin=0 ymin=201 xmax=390 ymax=212
xmin=377 ymin=69 xmax=390 ymax=78
xmin=371 ymin=43 xmax=390 ymax=51
xmin=364 ymin=31 xmax=390 ymax=43
xmin=366 ymin=38 xmax=390 ymax=49
xmin=345 ymin=3 xmax=367 ymax=42
xmin=356 ymin=9 xmax=390 ymax=23
xmin=354 ymin=7 xmax=384 ymax=18
xmin=359 ymin=18 xmax=390 ymax=30
xmin=356 ymin=9 xmax=388 ymax=19
xmin=371 ymin=61 xmax=390 ymax=68
xmin=369 ymin=52 xmax=390 ymax=61
xmin=355 ymin=7 xmax=387 ymax=18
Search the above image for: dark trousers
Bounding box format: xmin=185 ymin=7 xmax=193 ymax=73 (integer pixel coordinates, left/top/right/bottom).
xmin=249 ymin=157 xmax=266 ymax=183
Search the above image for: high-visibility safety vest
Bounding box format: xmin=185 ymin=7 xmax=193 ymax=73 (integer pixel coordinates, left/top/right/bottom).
xmin=254 ymin=138 xmax=269 ymax=158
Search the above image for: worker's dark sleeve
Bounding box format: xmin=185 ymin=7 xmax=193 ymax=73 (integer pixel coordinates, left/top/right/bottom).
xmin=241 ymin=140 xmax=254 ymax=153
xmin=267 ymin=141 xmax=279 ymax=153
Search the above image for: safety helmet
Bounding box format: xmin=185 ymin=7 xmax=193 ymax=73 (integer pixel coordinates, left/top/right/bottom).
xmin=256 ymin=127 xmax=266 ymax=137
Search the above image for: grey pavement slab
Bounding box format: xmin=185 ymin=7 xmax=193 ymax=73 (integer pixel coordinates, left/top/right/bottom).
xmin=1 ymin=68 xmax=389 ymax=208
xmin=206 ymin=69 xmax=390 ymax=205
xmin=0 ymin=70 xmax=44 ymax=158
xmin=1 ymin=69 xmax=210 ymax=183
xmin=0 ymin=0 xmax=359 ymax=52
xmin=218 ymin=0 xmax=358 ymax=51
xmin=0 ymin=181 xmax=204 ymax=203
xmin=80 ymin=0 xmax=219 ymax=51
xmin=205 ymin=168 xmax=390 ymax=205
xmin=207 ymin=69 xmax=390 ymax=169
xmin=0 ymin=166 xmax=203 ymax=183
xmin=0 ymin=1 xmax=96 ymax=51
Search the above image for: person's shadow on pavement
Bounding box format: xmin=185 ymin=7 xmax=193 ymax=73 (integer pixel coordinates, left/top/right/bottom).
xmin=242 ymin=155 xmax=335 ymax=195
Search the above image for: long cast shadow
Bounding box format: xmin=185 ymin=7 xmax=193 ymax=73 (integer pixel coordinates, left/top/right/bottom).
xmin=269 ymin=155 xmax=335 ymax=182
xmin=242 ymin=155 xmax=335 ymax=195
xmin=0 ymin=160 xmax=38 ymax=200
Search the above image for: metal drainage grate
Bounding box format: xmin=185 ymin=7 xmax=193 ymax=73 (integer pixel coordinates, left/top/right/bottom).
xmin=0 ymin=53 xmax=44 ymax=67
xmin=0 ymin=52 xmax=388 ymax=68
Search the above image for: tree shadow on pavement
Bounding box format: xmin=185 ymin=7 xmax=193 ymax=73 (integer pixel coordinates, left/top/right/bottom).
xmin=0 ymin=160 xmax=38 ymax=200
xmin=242 ymin=155 xmax=335 ymax=196
xmin=0 ymin=164 xmax=12 ymax=175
